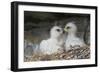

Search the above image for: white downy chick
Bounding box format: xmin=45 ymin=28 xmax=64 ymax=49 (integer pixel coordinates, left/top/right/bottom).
xmin=40 ymin=26 xmax=64 ymax=55
xmin=64 ymin=22 xmax=86 ymax=51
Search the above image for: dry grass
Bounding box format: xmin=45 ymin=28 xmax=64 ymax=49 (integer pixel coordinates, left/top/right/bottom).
xmin=24 ymin=45 xmax=90 ymax=62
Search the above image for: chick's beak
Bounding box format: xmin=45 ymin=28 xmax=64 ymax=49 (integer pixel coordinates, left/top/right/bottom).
xmin=64 ymin=26 xmax=67 ymax=32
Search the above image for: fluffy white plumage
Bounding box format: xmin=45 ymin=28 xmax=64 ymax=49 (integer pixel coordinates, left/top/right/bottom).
xmin=40 ymin=26 xmax=64 ymax=55
xmin=64 ymin=22 xmax=85 ymax=51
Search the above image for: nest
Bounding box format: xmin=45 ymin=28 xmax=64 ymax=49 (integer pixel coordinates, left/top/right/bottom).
xmin=24 ymin=46 xmax=90 ymax=62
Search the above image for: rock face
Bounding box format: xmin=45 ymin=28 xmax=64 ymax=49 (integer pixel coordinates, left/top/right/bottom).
xmin=24 ymin=40 xmax=34 ymax=57
xmin=24 ymin=46 xmax=90 ymax=62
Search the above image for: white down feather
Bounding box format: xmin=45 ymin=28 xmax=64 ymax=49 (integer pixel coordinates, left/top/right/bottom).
xmin=40 ymin=26 xmax=64 ymax=55
xmin=64 ymin=22 xmax=86 ymax=51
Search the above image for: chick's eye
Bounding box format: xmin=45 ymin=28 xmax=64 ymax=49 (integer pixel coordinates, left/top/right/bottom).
xmin=56 ymin=29 xmax=60 ymax=32
xmin=67 ymin=26 xmax=71 ymax=29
